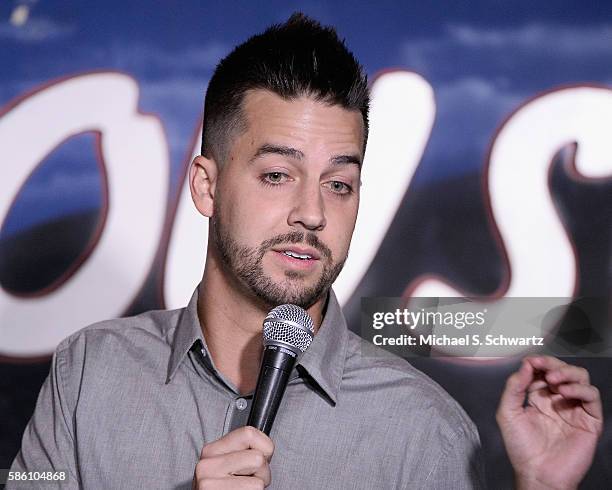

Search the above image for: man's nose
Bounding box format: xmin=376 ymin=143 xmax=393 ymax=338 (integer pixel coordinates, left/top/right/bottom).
xmin=287 ymin=182 xmax=327 ymax=231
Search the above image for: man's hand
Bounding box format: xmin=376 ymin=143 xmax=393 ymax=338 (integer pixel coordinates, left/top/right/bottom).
xmin=192 ymin=426 xmax=274 ymax=489
xmin=496 ymin=356 xmax=603 ymax=490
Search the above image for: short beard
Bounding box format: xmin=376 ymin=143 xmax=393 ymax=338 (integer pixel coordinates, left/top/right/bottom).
xmin=211 ymin=213 xmax=345 ymax=309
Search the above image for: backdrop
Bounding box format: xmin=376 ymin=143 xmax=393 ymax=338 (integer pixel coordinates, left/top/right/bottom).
xmin=1 ymin=1 xmax=611 ymax=487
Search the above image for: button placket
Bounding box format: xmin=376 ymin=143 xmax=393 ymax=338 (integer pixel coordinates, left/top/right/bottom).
xmin=225 ymin=396 xmax=252 ymax=432
xmin=235 ymin=398 xmax=248 ymax=410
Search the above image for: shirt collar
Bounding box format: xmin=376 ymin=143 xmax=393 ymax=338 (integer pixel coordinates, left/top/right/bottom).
xmin=295 ymin=289 xmax=348 ymax=405
xmin=166 ymin=287 xmax=203 ymax=383
xmin=166 ymin=286 xmax=349 ymax=405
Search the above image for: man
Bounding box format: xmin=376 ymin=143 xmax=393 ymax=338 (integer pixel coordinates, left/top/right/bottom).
xmin=9 ymin=13 xmax=602 ymax=489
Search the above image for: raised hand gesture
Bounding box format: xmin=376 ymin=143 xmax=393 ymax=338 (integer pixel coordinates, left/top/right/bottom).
xmin=496 ymin=356 xmax=603 ymax=489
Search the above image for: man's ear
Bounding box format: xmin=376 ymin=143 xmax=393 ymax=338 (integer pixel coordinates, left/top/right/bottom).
xmin=189 ymin=155 xmax=219 ymax=217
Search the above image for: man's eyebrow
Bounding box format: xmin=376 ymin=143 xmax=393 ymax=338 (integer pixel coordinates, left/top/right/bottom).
xmin=250 ymin=143 xmax=362 ymax=168
xmin=251 ymin=144 xmax=304 ymax=162
xmin=331 ymin=154 xmax=362 ymax=168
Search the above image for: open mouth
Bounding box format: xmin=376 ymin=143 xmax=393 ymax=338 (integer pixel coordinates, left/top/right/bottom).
xmin=281 ymin=250 xmax=314 ymax=260
xmin=272 ymin=245 xmax=321 ymax=261
xmin=271 ymin=247 xmax=321 ymax=269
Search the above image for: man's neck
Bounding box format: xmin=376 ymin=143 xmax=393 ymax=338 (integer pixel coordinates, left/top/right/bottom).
xmin=197 ymin=251 xmax=325 ymax=395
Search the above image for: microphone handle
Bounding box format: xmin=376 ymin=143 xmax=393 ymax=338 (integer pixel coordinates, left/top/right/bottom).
xmin=247 ymin=345 xmax=297 ymax=435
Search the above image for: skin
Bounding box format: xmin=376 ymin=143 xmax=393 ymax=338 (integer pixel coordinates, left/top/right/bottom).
xmin=189 ymin=89 xmax=603 ymax=489
xmin=497 ymin=356 xmax=603 ymax=490
xmin=190 ymin=89 xmax=363 ymax=396
xmin=190 ymin=90 xmax=363 ymax=488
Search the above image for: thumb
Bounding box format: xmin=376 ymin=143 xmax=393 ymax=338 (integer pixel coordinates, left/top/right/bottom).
xmin=498 ymin=360 xmax=533 ymax=420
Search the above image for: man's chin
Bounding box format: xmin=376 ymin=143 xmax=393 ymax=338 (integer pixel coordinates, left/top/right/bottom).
xmin=264 ymin=263 xmax=319 ymax=282
xmin=252 ymin=279 xmax=326 ymax=309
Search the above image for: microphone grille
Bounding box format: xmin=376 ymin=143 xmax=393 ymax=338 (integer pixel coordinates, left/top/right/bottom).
xmin=263 ymin=304 xmax=314 ymax=353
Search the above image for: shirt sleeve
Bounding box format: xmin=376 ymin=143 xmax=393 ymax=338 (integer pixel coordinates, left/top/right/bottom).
xmin=423 ymin=429 xmax=486 ymax=489
xmin=7 ymin=340 xmax=81 ymax=489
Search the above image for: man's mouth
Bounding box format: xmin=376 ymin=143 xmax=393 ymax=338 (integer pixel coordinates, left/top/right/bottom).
xmin=272 ymin=246 xmax=321 ymax=261
xmin=282 ymin=250 xmax=312 ymax=260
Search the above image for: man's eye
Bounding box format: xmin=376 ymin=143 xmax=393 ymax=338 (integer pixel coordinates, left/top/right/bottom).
xmin=260 ymin=172 xmax=288 ymax=185
xmin=325 ymin=181 xmax=352 ymax=195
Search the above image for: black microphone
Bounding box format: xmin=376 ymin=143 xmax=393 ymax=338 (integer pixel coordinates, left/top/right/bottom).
xmin=247 ymin=304 xmax=314 ymax=435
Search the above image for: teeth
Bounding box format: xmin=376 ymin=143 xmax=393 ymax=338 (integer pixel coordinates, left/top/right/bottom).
xmin=283 ymin=251 xmax=312 ymax=260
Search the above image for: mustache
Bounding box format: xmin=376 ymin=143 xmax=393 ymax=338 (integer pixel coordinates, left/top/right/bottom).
xmin=260 ymin=231 xmax=332 ymax=260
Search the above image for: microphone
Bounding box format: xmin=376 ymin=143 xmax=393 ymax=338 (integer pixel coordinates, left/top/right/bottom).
xmin=247 ymin=304 xmax=315 ymax=435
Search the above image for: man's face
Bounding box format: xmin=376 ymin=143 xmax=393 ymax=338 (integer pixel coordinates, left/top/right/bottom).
xmin=211 ymin=89 xmax=364 ymax=309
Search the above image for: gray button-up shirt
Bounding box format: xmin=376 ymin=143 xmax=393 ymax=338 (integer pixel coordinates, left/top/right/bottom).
xmin=10 ymin=288 xmax=484 ymax=489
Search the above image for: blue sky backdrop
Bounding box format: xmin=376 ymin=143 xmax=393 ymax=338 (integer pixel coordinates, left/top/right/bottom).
xmin=1 ymin=0 xmax=612 ymax=237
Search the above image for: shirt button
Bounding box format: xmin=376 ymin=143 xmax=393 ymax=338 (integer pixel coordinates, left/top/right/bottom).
xmin=235 ymin=398 xmax=248 ymax=410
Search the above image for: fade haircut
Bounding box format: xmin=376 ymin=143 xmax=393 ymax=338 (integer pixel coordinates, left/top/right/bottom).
xmin=201 ymin=12 xmax=369 ymax=165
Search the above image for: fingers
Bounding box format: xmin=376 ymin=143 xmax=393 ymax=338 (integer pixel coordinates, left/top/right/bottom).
xmin=524 ymin=356 xmax=588 ymax=382
xmin=545 ymin=364 xmax=590 ymax=386
xmin=194 ymin=427 xmax=274 ymax=489
xmin=527 ymin=356 xmax=594 ymax=397
xmin=498 ymin=357 xmax=601 ymax=417
xmin=497 ymin=359 xmax=534 ymax=418
xmin=523 ymin=356 xmax=570 ymax=392
xmin=201 ymin=426 xmax=274 ymax=461
xmin=194 ymin=476 xmax=265 ymax=490
xmin=557 ymin=383 xmax=603 ymax=422
xmin=195 ymin=450 xmax=271 ymax=485
xmin=514 ymin=356 xmax=602 ymax=424
xmin=524 ymin=355 xmax=566 ymax=372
